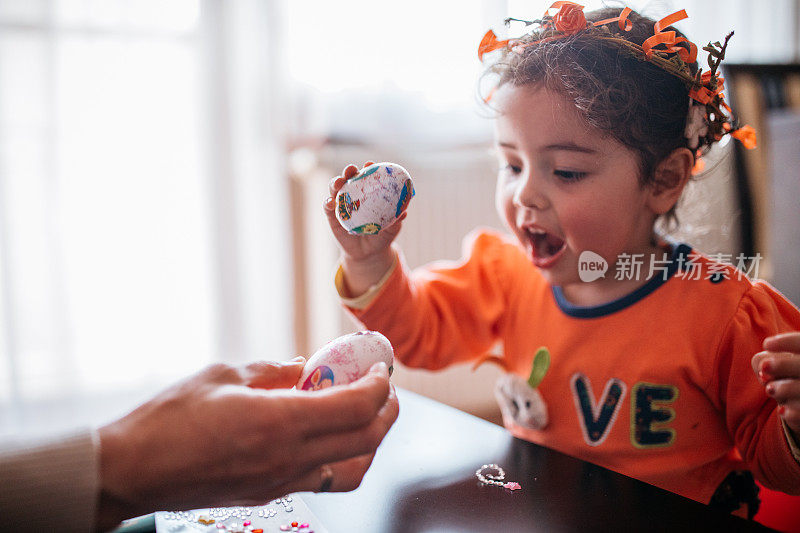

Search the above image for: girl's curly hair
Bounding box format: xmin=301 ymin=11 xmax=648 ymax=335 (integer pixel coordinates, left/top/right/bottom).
xmin=485 ymin=8 xmax=708 ymax=229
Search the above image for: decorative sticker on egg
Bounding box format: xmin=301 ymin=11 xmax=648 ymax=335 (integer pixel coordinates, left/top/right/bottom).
xmin=297 ymin=331 xmax=394 ymax=391
xmin=301 ymin=365 xmax=335 ymax=391
xmin=335 ymin=162 xmax=415 ymax=235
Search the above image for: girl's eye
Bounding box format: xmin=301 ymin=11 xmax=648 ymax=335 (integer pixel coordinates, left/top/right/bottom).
xmin=502 ymin=164 xmax=522 ymax=174
xmin=554 ymin=169 xmax=587 ymax=181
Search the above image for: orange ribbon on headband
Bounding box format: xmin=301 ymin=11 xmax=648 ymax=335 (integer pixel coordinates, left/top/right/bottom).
xmin=543 ymin=1 xmax=583 ymax=17
xmin=730 ymin=124 xmax=757 ymax=149
xmin=642 ymin=9 xmax=698 ymax=63
xmin=512 ymin=2 xmax=588 ymax=52
xmin=478 ymin=30 xmax=510 ymax=61
xmin=654 ymin=9 xmax=687 ymax=33
xmin=593 ymin=6 xmax=633 ymax=31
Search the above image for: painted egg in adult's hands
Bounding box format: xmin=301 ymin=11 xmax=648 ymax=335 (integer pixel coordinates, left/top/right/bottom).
xmin=297 ymin=331 xmax=394 ymax=391
xmin=335 ymin=162 xmax=415 ymax=235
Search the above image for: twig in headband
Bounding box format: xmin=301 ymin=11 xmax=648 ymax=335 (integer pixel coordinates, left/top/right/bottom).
xmin=504 ymin=17 xmax=539 ymax=27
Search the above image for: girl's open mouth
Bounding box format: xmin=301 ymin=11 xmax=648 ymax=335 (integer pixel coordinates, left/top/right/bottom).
xmin=526 ymin=227 xmax=567 ymax=268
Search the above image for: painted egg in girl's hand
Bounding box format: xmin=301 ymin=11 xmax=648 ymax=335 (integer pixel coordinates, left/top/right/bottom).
xmin=335 ymin=162 xmax=415 ymax=235
xmin=297 ymin=331 xmax=394 ymax=391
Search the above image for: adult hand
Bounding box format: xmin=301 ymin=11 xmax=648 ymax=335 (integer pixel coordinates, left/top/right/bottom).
xmin=95 ymin=358 xmax=398 ymax=531
xmin=752 ymin=332 xmax=800 ymax=440
xmin=324 ymin=161 xmax=407 ymax=297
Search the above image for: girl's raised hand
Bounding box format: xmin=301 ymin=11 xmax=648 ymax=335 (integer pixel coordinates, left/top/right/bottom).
xmin=324 ymin=161 xmax=407 ymax=297
xmin=752 ymin=332 xmax=800 ymax=440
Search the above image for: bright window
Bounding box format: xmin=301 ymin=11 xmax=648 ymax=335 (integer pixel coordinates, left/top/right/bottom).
xmin=0 ymin=0 xmax=215 ymax=407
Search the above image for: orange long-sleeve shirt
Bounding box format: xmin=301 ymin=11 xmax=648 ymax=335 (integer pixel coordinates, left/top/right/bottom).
xmin=340 ymin=229 xmax=800 ymax=503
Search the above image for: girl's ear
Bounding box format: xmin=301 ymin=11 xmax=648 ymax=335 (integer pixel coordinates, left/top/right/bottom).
xmin=647 ymin=147 xmax=694 ymax=215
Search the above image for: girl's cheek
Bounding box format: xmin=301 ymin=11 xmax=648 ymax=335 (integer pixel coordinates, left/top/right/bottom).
xmin=560 ymin=201 xmax=603 ymax=234
xmin=560 ymin=203 xmax=618 ymax=254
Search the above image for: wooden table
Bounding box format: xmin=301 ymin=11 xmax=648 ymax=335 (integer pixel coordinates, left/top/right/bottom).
xmin=302 ymin=388 xmax=771 ymax=532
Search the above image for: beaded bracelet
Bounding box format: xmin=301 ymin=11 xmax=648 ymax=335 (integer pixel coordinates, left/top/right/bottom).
xmin=475 ymin=464 xmax=522 ymax=491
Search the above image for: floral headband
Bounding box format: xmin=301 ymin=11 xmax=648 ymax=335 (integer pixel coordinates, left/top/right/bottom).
xmin=478 ymin=2 xmax=756 ymax=156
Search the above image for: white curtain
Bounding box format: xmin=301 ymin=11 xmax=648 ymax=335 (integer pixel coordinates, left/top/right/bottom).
xmin=0 ymin=0 xmax=292 ymax=436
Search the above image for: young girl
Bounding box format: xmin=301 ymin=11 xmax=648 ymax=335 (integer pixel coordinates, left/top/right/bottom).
xmin=323 ymin=3 xmax=800 ymax=514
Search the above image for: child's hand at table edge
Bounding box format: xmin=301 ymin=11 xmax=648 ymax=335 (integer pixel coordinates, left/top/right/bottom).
xmin=323 ymin=161 xmax=407 ymax=298
xmin=752 ymin=332 xmax=800 ymax=441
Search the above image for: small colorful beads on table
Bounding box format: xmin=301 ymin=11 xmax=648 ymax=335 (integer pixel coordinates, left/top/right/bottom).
xmin=157 ymin=495 xmax=318 ymax=532
xmin=278 ymin=496 xmax=294 ymax=513
xmin=279 ymin=521 xmax=312 ymax=532
xmin=256 ymin=507 xmax=277 ymax=519
xmin=209 ymin=506 xmax=254 ymax=522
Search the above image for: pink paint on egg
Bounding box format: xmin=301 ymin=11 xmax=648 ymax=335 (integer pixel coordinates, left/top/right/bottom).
xmin=296 ymin=331 xmax=394 ymax=390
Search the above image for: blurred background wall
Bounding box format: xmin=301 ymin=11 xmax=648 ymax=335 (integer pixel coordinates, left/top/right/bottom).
xmin=1 ymin=0 xmax=798 ymax=434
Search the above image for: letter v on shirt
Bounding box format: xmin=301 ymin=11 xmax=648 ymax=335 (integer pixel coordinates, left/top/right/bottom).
xmin=571 ymin=374 xmax=678 ymax=448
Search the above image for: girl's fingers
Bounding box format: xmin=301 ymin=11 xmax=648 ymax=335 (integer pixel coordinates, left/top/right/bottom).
xmin=764 ymin=332 xmax=800 ymax=353
xmin=323 ymin=197 xmax=353 ymax=238
xmin=755 ymin=352 xmax=800 ymax=382
xmin=328 ymin=174 xmax=347 ymax=199
xmin=342 ymin=164 xmax=359 ymax=180
xmin=326 ymin=162 xmax=364 ymax=208
xmin=323 ymin=195 xmax=335 ymax=213
xmin=752 ymin=350 xmax=768 ymax=374
xmin=765 ymin=378 xmax=800 ymax=405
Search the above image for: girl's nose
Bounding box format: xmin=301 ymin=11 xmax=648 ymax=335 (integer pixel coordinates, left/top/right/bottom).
xmin=513 ymin=171 xmax=549 ymax=210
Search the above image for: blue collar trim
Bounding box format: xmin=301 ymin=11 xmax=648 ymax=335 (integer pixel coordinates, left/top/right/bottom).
xmin=551 ymin=242 xmax=693 ymax=319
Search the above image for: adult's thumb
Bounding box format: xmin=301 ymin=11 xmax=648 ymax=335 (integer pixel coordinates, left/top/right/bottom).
xmin=244 ymin=357 xmax=306 ymax=390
